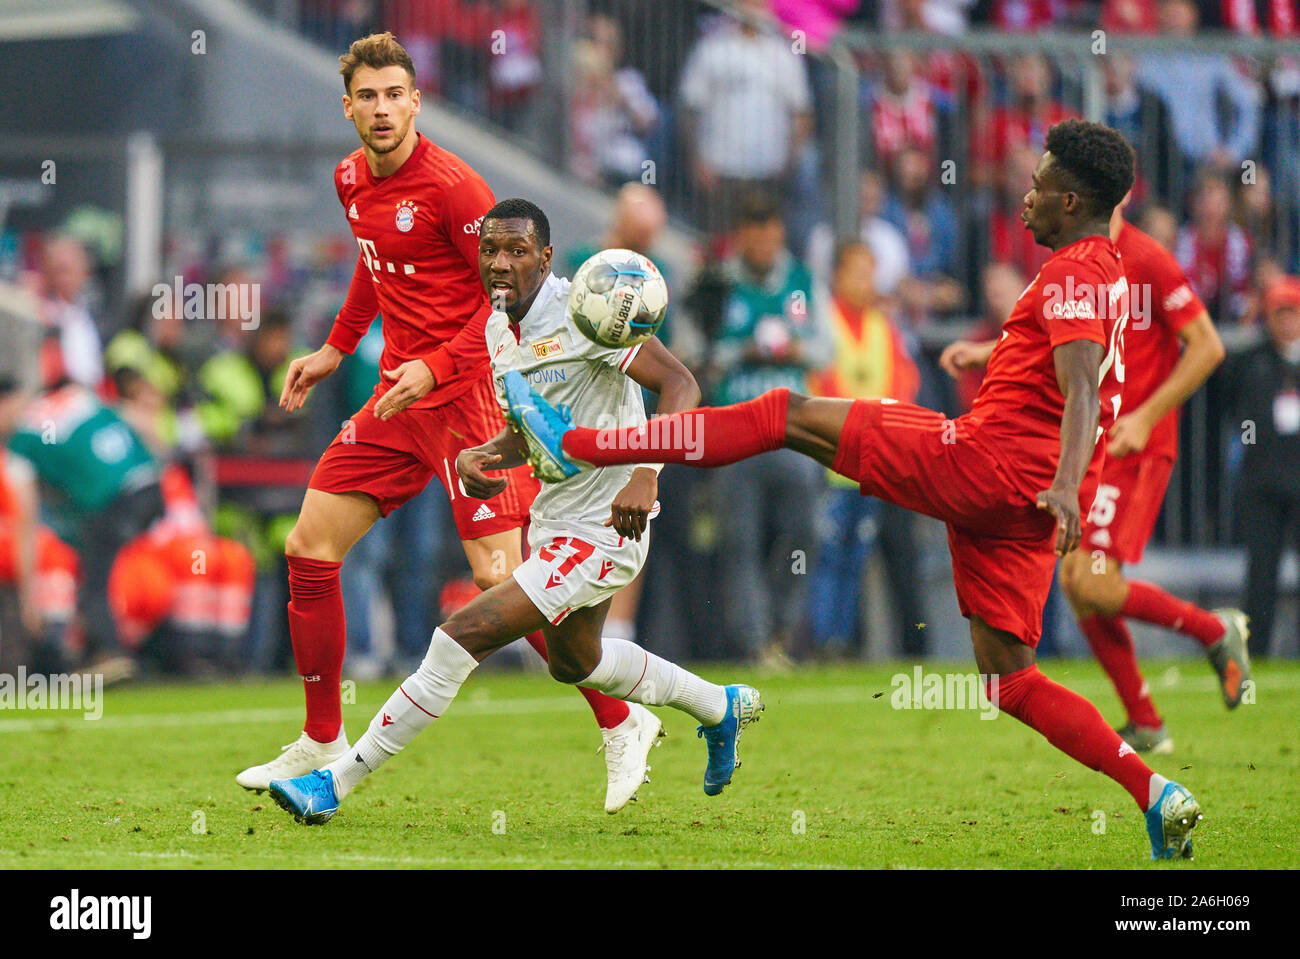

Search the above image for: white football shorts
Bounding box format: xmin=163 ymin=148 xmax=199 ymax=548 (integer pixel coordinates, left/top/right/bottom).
xmin=514 ymin=516 xmax=652 ymax=625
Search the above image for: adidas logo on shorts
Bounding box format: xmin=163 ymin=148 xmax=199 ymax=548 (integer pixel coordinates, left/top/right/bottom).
xmin=472 ymin=503 xmax=496 ymax=522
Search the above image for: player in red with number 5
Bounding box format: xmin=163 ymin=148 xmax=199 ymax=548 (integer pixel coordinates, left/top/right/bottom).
xmin=508 ymin=121 xmax=1206 ymax=861
xmin=944 ymin=197 xmax=1251 ymax=756
xmin=236 ymin=33 xmax=649 ymax=814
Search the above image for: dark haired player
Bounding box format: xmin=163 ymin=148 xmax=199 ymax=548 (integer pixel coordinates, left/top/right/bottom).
xmin=511 ymin=120 xmax=1204 ymax=860
xmin=944 ymin=198 xmax=1250 ymax=754
xmin=236 ymin=33 xmax=654 ymax=814
xmin=267 ymin=199 xmax=761 ymax=824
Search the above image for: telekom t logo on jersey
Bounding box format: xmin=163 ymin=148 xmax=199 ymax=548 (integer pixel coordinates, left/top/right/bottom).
xmin=356 ymin=236 xmax=417 ymax=283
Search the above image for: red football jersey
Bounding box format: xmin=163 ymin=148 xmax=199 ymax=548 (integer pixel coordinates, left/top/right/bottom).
xmin=328 ymin=133 xmax=495 ymax=410
xmin=1116 ymin=220 xmax=1206 ymax=461
xmin=966 ymin=234 xmax=1129 ymax=502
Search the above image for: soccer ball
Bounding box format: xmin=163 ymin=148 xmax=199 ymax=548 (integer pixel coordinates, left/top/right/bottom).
xmin=568 ymin=249 xmax=668 ymax=349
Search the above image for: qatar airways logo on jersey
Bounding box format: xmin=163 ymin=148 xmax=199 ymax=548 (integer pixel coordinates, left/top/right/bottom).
xmin=1041 ymin=275 xmax=1152 ymax=330
xmin=463 ymin=215 xmax=485 ymax=235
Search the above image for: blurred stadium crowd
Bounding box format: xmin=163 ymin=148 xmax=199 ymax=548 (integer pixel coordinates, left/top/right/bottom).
xmin=1 ymin=0 xmax=1297 ymax=681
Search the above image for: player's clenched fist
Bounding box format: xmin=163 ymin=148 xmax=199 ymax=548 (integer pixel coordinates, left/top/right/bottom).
xmin=605 ymin=468 xmax=657 ymax=541
xmin=1036 ymin=484 xmax=1081 ymax=556
xmin=375 ymin=359 xmax=436 ymax=421
xmin=1106 ymin=411 xmax=1154 ymax=458
xmin=456 ymin=448 xmax=509 ymax=499
xmin=938 ymin=339 xmax=996 ymax=378
xmin=280 ymin=344 xmax=344 ymax=412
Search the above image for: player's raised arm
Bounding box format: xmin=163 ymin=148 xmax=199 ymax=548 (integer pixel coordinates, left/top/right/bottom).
xmin=625 ymin=336 xmax=702 ymax=416
xmin=1108 ymin=311 xmax=1223 ymax=457
xmin=1038 ymin=338 xmax=1103 ymax=555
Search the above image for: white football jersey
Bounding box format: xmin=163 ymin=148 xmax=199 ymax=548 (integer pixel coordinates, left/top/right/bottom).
xmin=487 ymin=272 xmax=649 ymax=526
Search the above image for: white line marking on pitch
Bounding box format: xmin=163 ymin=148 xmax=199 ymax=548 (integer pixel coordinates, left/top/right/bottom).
xmin=0 ymin=673 xmax=1289 ymax=734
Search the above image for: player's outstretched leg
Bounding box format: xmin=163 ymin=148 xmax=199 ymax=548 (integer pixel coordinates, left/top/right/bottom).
xmin=521 ymin=629 xmax=659 ymax=813
xmin=268 ymin=579 xmax=549 ymax=824
xmin=269 ymin=625 xmax=483 ymax=825
xmin=973 ymin=617 xmax=1201 ymax=860
xmin=570 ymin=636 xmax=763 ymax=796
xmin=503 ymin=371 xmax=794 ymax=477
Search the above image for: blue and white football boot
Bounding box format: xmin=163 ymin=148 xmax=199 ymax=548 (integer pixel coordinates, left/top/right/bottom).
xmin=698 ymin=684 xmax=764 ymax=796
xmin=269 ymin=769 xmax=341 ymax=826
xmin=1145 ymin=780 xmax=1202 ymax=860
xmin=501 ymin=370 xmax=583 ymax=483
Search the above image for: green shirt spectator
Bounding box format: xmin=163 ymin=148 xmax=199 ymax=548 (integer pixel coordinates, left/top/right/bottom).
xmin=8 ymin=384 xmax=157 ymax=546
xmin=710 ymin=249 xmax=828 ymax=406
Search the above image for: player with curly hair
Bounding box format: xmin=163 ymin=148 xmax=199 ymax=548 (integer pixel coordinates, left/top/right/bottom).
xmin=508 ymin=119 xmax=1204 ymax=861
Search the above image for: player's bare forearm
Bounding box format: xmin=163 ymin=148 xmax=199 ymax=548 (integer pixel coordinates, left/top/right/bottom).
xmin=1135 ymin=313 xmax=1223 ymax=430
xmin=477 ymin=426 xmax=529 ymax=468
xmin=456 ymin=427 xmax=526 ymax=499
xmin=1038 ymin=339 xmax=1102 ymax=554
xmin=1050 ymin=340 xmax=1103 ymax=493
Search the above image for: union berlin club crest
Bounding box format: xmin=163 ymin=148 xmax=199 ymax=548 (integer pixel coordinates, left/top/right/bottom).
xmin=395 ymin=199 xmax=418 ymax=233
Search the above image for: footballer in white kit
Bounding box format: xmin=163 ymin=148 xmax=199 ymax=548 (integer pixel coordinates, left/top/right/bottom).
xmin=486 ymin=269 xmax=655 ymax=626
xmin=267 ymin=199 xmax=763 ymax=826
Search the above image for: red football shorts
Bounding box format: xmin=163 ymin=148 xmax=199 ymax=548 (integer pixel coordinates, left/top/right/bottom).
xmin=309 ymin=373 xmax=539 ymax=539
xmin=831 ymin=399 xmax=1059 ymax=646
xmin=1082 ymin=452 xmax=1174 ymax=565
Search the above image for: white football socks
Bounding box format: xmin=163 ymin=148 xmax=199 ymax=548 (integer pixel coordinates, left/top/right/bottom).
xmin=326 ymin=628 xmax=478 ymax=799
xmin=579 ymin=637 xmax=727 ymax=726
xmin=1147 ymin=773 xmax=1171 ymax=811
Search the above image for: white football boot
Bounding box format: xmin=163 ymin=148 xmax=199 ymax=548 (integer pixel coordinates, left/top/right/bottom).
xmin=236 ymin=729 xmax=349 ymax=793
xmin=599 ymin=703 xmax=665 ymax=814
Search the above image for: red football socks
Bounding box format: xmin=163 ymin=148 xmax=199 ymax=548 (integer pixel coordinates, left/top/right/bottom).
xmin=286 ymin=555 xmax=346 ymax=744
xmin=1080 ymin=615 xmax=1162 ymax=728
xmin=523 ymin=631 xmax=629 ymax=730
xmin=1121 ymin=581 xmax=1225 ymax=648
xmin=561 ymin=389 xmax=790 ymax=468
xmin=990 ymin=665 xmax=1155 ymax=810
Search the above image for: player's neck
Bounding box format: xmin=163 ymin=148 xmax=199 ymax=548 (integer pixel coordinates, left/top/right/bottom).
xmin=365 ymin=130 xmax=420 ymax=179
xmin=1049 ymin=221 xmax=1109 ymax=252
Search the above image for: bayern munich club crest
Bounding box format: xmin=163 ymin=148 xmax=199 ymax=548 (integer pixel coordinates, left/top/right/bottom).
xmin=395 ymin=199 xmax=418 ymax=233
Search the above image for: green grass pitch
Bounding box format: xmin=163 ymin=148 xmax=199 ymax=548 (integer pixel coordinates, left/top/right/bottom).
xmin=1 ymin=661 xmax=1295 ymax=869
